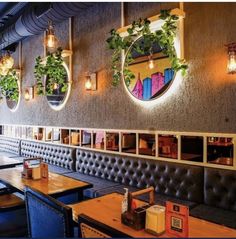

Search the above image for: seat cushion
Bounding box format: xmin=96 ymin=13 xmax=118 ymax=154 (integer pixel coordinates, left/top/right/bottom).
xmin=65 ymin=172 xmax=119 ymax=198
xmin=0 ymin=137 xmax=21 ymax=155
xmin=204 ymin=167 xmax=236 ymax=211
xmin=8 ymin=156 xmax=26 ymax=162
xmin=48 ymin=165 xmax=73 ymax=174
xmin=95 ymin=185 xmax=197 ymax=209
xmin=75 ymin=148 xmax=204 ymax=204
xmin=21 ymin=140 xmax=76 ymax=171
xmin=190 ymin=204 xmax=236 ymax=229
xmin=0 ymin=208 xmax=28 ymax=237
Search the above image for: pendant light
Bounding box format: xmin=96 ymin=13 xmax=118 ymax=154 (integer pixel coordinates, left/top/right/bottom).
xmin=0 ymin=53 xmax=9 ymax=76
xmin=44 ymin=21 xmax=58 ymax=49
xmin=147 ymin=50 xmax=155 ymax=70
xmin=1 ymin=31 xmax=14 ymax=71
xmin=2 ymin=52 xmax=14 ymax=69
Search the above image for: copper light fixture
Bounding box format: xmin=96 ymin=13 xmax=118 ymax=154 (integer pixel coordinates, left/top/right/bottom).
xmin=226 ymin=43 xmax=236 ymax=74
xmin=147 ymin=50 xmax=155 ymax=70
xmin=44 ymin=21 xmax=58 ymax=49
xmin=24 ymin=87 xmax=34 ymax=101
xmin=85 ymin=73 xmax=97 ymax=91
xmin=0 ymin=51 xmax=14 ymax=76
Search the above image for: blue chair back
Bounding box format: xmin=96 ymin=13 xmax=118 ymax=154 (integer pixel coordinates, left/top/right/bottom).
xmin=25 ymin=186 xmax=74 ymax=238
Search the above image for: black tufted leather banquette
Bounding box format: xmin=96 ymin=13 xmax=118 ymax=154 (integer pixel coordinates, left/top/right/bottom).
xmin=21 ymin=140 xmax=76 ymax=171
xmin=76 ymin=148 xmax=204 ymax=203
xmin=0 ymin=136 xmax=21 ymax=155
xmin=204 ymin=167 xmax=236 ymax=211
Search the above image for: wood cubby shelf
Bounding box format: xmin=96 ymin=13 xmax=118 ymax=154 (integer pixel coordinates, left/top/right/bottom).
xmin=0 ymin=124 xmax=235 ymax=170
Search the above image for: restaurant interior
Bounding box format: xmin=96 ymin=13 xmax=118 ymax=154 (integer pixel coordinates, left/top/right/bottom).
xmin=0 ymin=1 xmax=236 ymax=238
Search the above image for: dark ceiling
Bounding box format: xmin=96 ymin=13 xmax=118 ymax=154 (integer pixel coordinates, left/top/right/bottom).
xmin=0 ymin=2 xmax=29 ymax=32
xmin=0 ymin=2 xmax=94 ymax=51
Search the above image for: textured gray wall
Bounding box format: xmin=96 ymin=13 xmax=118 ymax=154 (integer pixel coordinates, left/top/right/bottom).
xmin=0 ymin=2 xmax=236 ymax=133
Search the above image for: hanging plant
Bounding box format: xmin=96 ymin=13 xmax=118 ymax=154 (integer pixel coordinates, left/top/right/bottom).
xmin=106 ymin=9 xmax=188 ymax=86
xmin=34 ymin=47 xmax=68 ymax=96
xmin=0 ymin=69 xmax=19 ymax=101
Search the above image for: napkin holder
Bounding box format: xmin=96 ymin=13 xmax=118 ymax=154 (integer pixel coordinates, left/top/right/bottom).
xmin=121 ymin=187 xmax=155 ymax=230
xmin=22 ymin=158 xmax=42 ymax=180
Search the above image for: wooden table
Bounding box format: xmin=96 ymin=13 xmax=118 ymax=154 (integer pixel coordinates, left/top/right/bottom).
xmin=0 ymin=167 xmax=92 ymax=197
xmin=0 ymin=155 xmax=22 ymax=169
xmin=69 ymin=193 xmax=236 ymax=238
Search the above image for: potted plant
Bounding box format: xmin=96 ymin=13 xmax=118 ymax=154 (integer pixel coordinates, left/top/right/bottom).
xmin=106 ymin=9 xmax=188 ymax=86
xmin=0 ymin=69 xmax=19 ymax=102
xmin=34 ymin=47 xmax=68 ymax=96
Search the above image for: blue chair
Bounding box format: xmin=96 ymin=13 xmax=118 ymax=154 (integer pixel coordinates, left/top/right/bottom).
xmin=25 ymin=186 xmax=74 ymax=238
xmin=0 ymin=188 xmax=27 ymax=237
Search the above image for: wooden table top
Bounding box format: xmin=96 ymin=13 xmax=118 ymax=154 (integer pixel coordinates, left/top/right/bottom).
xmin=0 ymin=167 xmax=91 ymax=196
xmin=69 ymin=193 xmax=236 ymax=238
xmin=0 ymin=156 xmax=22 ymax=168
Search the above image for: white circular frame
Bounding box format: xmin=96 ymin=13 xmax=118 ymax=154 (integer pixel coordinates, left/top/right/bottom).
xmin=6 ymin=78 xmax=21 ymax=113
xmin=45 ymin=61 xmax=72 ymax=111
xmin=122 ymin=35 xmax=176 ymax=102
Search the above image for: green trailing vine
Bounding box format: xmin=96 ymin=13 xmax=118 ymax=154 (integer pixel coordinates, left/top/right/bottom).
xmin=0 ymin=69 xmax=19 ymax=101
xmin=106 ymin=9 xmax=188 ymax=86
xmin=34 ymin=47 xmax=68 ymax=96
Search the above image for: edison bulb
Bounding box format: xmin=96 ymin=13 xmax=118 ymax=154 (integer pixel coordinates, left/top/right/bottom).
xmin=147 ymin=54 xmax=155 ymax=70
xmin=85 ymin=78 xmax=92 ymax=90
xmin=53 ymin=83 xmax=58 ymax=90
xmin=148 ymin=59 xmax=155 ymax=69
xmin=46 ymin=34 xmax=56 ymax=48
xmin=227 ymin=51 xmax=236 ymax=74
xmin=24 ymin=90 xmax=30 ymax=101
xmin=2 ymin=55 xmax=14 ymax=69
xmin=0 ymin=65 xmax=9 ymax=76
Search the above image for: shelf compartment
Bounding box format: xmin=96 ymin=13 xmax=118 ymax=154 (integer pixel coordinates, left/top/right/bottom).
xmin=70 ymin=130 xmax=80 ymax=146
xmin=26 ymin=127 xmax=33 ymax=140
xmin=52 ymin=128 xmax=60 ymax=143
xmin=93 ymin=131 xmax=105 ymax=150
xmin=45 ymin=128 xmax=52 ymax=142
xmin=207 ymin=137 xmax=234 ymax=166
xmin=61 ymin=129 xmax=70 ymax=145
xmin=106 ymin=132 xmax=119 ymax=152
xmin=181 ymin=136 xmax=203 ymax=162
xmin=81 ymin=130 xmax=92 ymax=148
xmin=138 ymin=133 xmax=156 ymax=156
xmin=158 ymin=134 xmax=178 ymax=159
xmin=121 ymin=133 xmax=136 ymax=154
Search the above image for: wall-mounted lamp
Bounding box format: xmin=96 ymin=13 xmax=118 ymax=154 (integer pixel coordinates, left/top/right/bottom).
xmin=44 ymin=21 xmax=57 ymax=49
xmin=24 ymin=87 xmax=34 ymax=101
xmin=226 ymin=43 xmax=236 ymax=74
xmin=85 ymin=73 xmax=97 ymax=91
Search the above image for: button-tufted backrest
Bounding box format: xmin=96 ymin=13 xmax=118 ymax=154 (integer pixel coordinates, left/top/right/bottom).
xmin=0 ymin=136 xmax=21 ymax=155
xmin=21 ymin=140 xmax=76 ymax=171
xmin=76 ymin=148 xmax=204 ymax=203
xmin=204 ymin=167 xmax=236 ymax=211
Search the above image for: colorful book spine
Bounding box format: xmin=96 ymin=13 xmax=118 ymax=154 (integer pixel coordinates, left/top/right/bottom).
xmin=151 ymin=72 xmax=164 ymax=96
xmin=143 ymin=77 xmax=152 ymax=100
xmin=164 ymin=68 xmax=174 ymax=84
xmin=132 ymin=73 xmax=143 ymax=100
